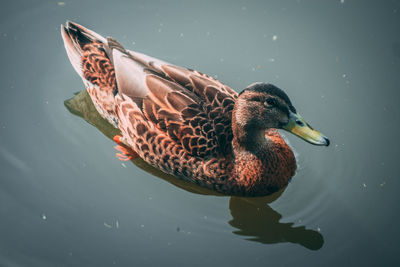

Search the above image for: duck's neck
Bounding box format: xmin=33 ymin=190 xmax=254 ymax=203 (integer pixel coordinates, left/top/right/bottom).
xmin=232 ymin=124 xmax=268 ymax=153
xmin=230 ymin=117 xmax=296 ymax=196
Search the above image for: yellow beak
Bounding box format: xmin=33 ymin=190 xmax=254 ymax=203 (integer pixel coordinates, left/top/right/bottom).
xmin=283 ymin=112 xmax=330 ymax=146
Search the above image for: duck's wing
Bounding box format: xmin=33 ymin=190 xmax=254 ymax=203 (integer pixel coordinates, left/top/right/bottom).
xmin=111 ymin=41 xmax=238 ymax=157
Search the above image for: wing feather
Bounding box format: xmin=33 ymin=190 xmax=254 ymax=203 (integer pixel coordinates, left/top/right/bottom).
xmin=109 ymin=38 xmax=237 ymax=157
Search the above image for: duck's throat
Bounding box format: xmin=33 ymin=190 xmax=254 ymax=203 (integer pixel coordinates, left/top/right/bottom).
xmin=232 ymin=126 xmax=269 ymax=153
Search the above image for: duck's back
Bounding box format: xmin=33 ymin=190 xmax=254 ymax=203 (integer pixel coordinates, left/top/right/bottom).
xmin=61 ymin=22 xmax=242 ymax=187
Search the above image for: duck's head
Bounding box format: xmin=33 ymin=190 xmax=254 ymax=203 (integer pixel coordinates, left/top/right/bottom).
xmin=234 ymin=82 xmax=329 ymax=146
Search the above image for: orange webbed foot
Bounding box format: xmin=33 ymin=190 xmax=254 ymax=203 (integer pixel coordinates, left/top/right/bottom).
xmin=113 ymin=135 xmax=138 ymax=161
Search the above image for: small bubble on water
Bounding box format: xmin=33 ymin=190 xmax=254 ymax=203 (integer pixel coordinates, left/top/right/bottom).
xmin=317 ymin=227 xmax=321 ymax=232
xmin=42 ymin=214 xmax=47 ymax=220
xmin=104 ymin=222 xmax=112 ymax=228
xmin=362 ymin=183 xmax=367 ymax=188
xmin=380 ymin=182 xmax=386 ymax=187
xmin=272 ymin=35 xmax=278 ymax=41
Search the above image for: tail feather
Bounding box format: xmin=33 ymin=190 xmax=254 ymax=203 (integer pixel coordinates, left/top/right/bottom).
xmin=61 ymin=21 xmax=119 ymax=127
xmin=61 ymin=21 xmax=107 ymax=76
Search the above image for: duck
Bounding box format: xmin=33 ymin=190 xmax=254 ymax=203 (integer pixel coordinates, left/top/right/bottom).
xmin=61 ymin=21 xmax=329 ymax=197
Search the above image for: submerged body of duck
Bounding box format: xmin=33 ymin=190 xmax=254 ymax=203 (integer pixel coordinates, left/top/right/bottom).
xmin=61 ymin=21 xmax=329 ymax=196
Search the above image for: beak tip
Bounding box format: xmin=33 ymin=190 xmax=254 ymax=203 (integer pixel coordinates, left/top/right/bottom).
xmin=323 ymin=137 xmax=330 ymax=146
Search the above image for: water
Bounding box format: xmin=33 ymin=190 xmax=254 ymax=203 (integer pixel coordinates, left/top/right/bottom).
xmin=1 ymin=0 xmax=399 ymax=266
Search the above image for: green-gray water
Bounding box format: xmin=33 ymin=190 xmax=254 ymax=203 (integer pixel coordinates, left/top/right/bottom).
xmin=1 ymin=0 xmax=399 ymax=266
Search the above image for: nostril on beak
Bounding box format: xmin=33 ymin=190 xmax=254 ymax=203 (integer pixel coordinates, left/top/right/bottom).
xmin=295 ymin=119 xmax=304 ymax=126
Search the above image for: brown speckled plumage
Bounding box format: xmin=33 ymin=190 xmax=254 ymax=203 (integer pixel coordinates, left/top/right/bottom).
xmin=61 ymin=22 xmax=303 ymax=196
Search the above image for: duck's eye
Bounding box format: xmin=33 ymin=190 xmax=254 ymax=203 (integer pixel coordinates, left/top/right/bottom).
xmin=264 ymin=98 xmax=275 ymax=106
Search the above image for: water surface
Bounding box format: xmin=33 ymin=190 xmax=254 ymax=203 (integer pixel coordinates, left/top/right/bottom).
xmin=1 ymin=0 xmax=399 ymax=266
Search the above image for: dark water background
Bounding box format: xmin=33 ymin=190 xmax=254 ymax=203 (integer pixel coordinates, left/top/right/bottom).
xmin=1 ymin=0 xmax=399 ymax=266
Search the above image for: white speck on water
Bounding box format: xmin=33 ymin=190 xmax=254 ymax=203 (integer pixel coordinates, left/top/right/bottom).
xmin=272 ymin=35 xmax=278 ymax=41
xmin=252 ymin=67 xmax=256 ymax=71
xmin=342 ymin=74 xmax=346 ymax=78
xmin=362 ymin=183 xmax=367 ymax=188
xmin=340 ymin=0 xmax=345 ymax=4
xmin=380 ymin=182 xmax=386 ymax=187
xmin=104 ymin=222 xmax=112 ymax=228
xmin=121 ymin=163 xmax=126 ymax=168
xmin=317 ymin=227 xmax=321 ymax=232
xmin=179 ymin=33 xmax=184 ymax=37
xmin=321 ymin=95 xmax=325 ymax=98
xmin=116 ymin=220 xmax=119 ymax=229
xmin=41 ymin=214 xmax=47 ymax=220
xmin=45 ymin=101 xmax=49 ymax=104
xmin=268 ymin=58 xmax=275 ymax=62
xmin=298 ymin=219 xmax=302 ymax=223
xmin=132 ymin=41 xmax=136 ymax=45
xmin=58 ymin=2 xmax=65 ymax=6
xmin=158 ymin=28 xmax=162 ymax=33
xmin=148 ymin=196 xmax=153 ymax=200
xmin=203 ymin=215 xmax=208 ymax=220
xmin=140 ymin=224 xmax=145 ymax=228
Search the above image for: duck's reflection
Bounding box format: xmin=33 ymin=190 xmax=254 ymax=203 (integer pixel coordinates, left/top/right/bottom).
xmin=65 ymin=90 xmax=324 ymax=251
xmin=229 ymin=194 xmax=323 ymax=250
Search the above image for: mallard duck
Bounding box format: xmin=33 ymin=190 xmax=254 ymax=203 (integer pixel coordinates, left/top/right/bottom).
xmin=61 ymin=21 xmax=329 ymax=197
